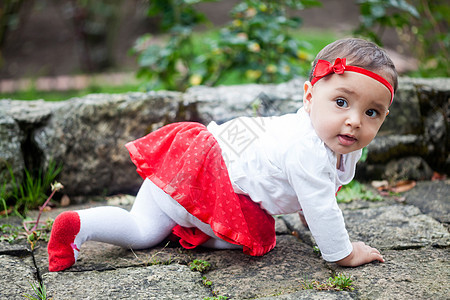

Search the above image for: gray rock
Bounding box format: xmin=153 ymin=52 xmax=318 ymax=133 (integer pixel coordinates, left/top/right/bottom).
xmin=282 ymin=213 xmax=315 ymax=247
xmin=379 ymin=78 xmax=422 ymax=135
xmin=184 ymin=78 xmax=304 ymax=124
xmin=404 ymin=77 xmax=449 ymax=171
xmin=0 ymin=113 xmax=24 ymax=192
xmin=1 ymin=181 xmax=449 ymax=299
xmin=0 ymin=255 xmax=37 ymax=300
xmin=283 ymin=204 xmax=449 ymax=250
xmin=403 ymin=180 xmax=450 ymax=224
xmin=34 ymin=239 xmax=190 ymax=274
xmin=1 ymin=77 xmax=449 ymax=196
xmin=384 ymin=156 xmax=434 ymax=181
xmin=366 ymin=134 xmax=427 ymax=163
xmin=42 ymin=264 xmax=211 ymax=300
xmin=275 ymin=215 xmax=291 ymax=235
xmin=192 ymin=235 xmax=330 ymax=299
xmin=344 ymin=205 xmax=449 ymax=250
xmin=258 ymin=290 xmax=354 ymax=299
xmin=34 ymin=92 xmax=180 ymax=195
xmin=331 ymin=247 xmax=450 ymax=300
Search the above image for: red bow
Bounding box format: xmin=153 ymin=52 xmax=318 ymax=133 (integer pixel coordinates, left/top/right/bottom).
xmin=311 ymin=58 xmax=347 ymax=85
xmin=310 ymin=57 xmax=395 ymax=105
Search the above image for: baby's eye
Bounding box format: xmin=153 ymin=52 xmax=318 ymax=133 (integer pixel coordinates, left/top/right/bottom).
xmin=366 ymin=109 xmax=378 ymax=117
xmin=336 ymin=98 xmax=348 ymax=108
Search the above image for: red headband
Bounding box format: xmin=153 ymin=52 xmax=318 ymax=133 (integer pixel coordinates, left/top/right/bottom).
xmin=311 ymin=58 xmax=394 ymax=105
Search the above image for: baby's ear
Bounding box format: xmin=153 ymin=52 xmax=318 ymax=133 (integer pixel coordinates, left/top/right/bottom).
xmin=303 ymin=81 xmax=313 ymax=113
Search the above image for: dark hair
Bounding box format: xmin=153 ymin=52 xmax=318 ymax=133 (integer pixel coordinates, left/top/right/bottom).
xmin=309 ymin=38 xmax=398 ymax=92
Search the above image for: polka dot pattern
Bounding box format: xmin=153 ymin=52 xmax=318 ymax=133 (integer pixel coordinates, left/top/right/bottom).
xmin=125 ymin=122 xmax=276 ymax=256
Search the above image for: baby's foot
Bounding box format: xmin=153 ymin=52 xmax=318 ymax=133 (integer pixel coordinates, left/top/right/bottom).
xmin=47 ymin=211 xmax=81 ymax=272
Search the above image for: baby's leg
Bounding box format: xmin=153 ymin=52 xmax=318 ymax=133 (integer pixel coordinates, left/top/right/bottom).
xmin=75 ymin=180 xmax=176 ymax=249
xmin=48 ymin=179 xmax=175 ymax=271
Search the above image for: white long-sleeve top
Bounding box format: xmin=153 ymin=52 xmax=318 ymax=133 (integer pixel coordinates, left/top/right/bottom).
xmin=206 ymin=107 xmax=361 ymax=262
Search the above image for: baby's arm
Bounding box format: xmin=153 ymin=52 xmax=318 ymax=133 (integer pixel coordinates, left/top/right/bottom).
xmin=336 ymin=241 xmax=384 ymax=267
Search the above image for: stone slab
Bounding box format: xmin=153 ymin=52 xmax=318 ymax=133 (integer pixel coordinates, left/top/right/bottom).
xmin=0 ymin=255 xmax=38 ymax=300
xmin=2 ymin=181 xmax=449 ymax=299
xmin=35 ymin=240 xmax=191 ymax=274
xmin=330 ymin=247 xmax=450 ymax=300
xmin=258 ymin=290 xmax=354 ymax=299
xmin=42 ymin=264 xmax=211 ymax=300
xmin=344 ymin=205 xmax=449 ymax=250
xmin=34 ymin=234 xmax=335 ymax=299
xmin=283 ymin=204 xmax=450 ymax=251
xmin=403 ymin=180 xmax=450 ymax=224
xmin=192 ymin=235 xmax=330 ymax=299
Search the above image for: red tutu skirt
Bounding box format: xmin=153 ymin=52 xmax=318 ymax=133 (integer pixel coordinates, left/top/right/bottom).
xmin=125 ymin=122 xmax=276 ymax=256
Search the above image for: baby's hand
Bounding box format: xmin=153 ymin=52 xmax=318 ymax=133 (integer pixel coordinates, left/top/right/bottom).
xmin=336 ymin=241 xmax=384 ymax=267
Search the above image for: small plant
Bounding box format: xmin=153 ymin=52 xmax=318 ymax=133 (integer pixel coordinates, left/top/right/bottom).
xmin=130 ymin=242 xmax=173 ymax=266
xmin=189 ymin=259 xmax=211 ymax=272
xmin=0 ymin=223 xmax=23 ymax=243
xmin=328 ymin=273 xmax=354 ymax=291
xmin=23 ymin=281 xmax=50 ymax=300
xmin=1 ymin=181 xmax=61 ymax=248
xmin=301 ymin=277 xmax=328 ymax=290
xmin=4 ymin=160 xmax=62 ymax=218
xmin=22 ymin=181 xmax=62 ymax=250
xmin=312 ymin=245 xmax=320 ymax=255
xmin=202 ymin=276 xmax=212 ymax=286
xmin=337 ymin=180 xmax=384 ymax=203
xmin=204 ymin=296 xmax=228 ymax=300
xmin=1 ymin=217 xmax=54 ymax=247
xmin=301 ymin=273 xmax=354 ymax=292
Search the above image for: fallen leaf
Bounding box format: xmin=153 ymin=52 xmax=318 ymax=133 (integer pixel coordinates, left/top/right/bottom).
xmin=432 ymin=172 xmax=447 ymax=181
xmin=390 ymin=180 xmax=416 ymax=193
xmin=0 ymin=207 xmax=13 ymax=216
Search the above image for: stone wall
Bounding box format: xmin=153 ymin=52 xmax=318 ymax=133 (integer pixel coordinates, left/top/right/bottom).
xmin=0 ymin=77 xmax=448 ymax=197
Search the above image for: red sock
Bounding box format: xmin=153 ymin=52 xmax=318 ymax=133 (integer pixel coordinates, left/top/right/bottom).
xmin=47 ymin=211 xmax=80 ymax=272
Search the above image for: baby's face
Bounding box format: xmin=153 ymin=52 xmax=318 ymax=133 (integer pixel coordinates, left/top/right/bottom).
xmin=303 ymin=72 xmax=391 ymax=155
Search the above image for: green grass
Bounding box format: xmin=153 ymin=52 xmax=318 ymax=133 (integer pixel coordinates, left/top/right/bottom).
xmin=0 ymin=83 xmax=142 ymax=102
xmin=23 ymin=281 xmax=49 ymax=300
xmin=2 ymin=160 xmax=62 ymax=218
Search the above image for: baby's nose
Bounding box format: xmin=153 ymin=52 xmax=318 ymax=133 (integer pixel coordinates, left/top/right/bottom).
xmin=345 ymin=112 xmax=361 ymax=128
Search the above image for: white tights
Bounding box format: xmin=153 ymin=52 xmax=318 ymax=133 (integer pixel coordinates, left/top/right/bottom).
xmin=73 ymin=179 xmax=240 ymax=255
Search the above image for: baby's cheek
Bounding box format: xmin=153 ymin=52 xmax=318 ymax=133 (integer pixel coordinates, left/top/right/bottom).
xmin=364 ymin=128 xmax=380 ymax=144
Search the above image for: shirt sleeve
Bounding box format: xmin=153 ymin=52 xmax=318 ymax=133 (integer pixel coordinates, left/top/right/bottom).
xmin=283 ymin=142 xmax=353 ymax=262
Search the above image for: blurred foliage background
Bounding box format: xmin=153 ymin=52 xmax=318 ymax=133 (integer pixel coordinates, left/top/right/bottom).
xmin=0 ymin=0 xmax=448 ymax=99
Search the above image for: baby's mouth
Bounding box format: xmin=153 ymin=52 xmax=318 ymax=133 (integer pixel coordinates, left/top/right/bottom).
xmin=338 ymin=134 xmax=357 ymax=146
